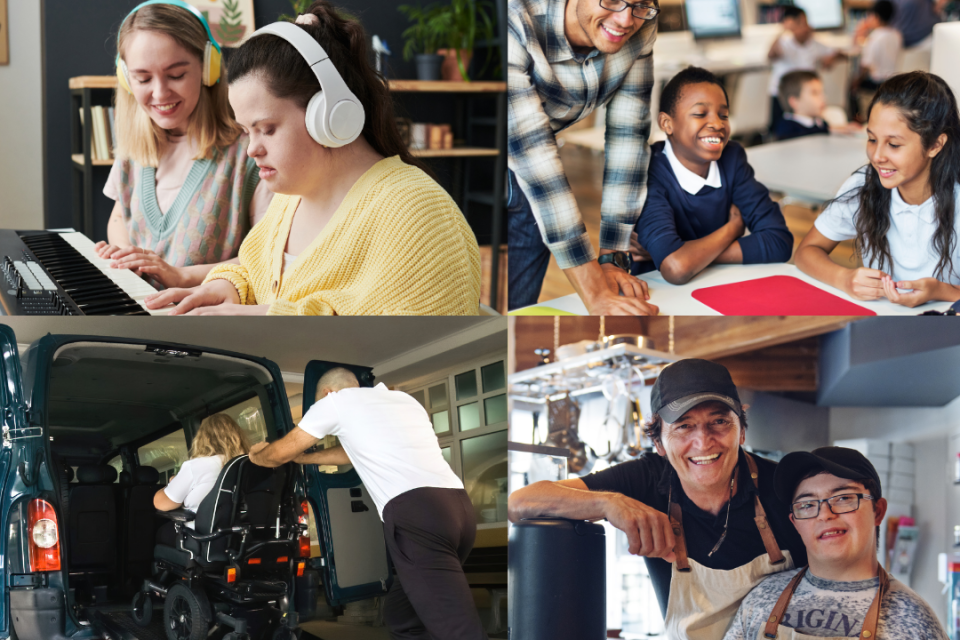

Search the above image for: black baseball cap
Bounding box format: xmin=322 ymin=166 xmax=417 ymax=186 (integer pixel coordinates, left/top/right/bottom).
xmin=651 ymin=359 xmax=742 ymax=424
xmin=774 ymin=447 xmax=883 ymax=504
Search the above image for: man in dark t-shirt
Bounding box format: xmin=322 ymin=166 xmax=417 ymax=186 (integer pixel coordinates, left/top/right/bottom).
xmin=509 ymin=358 xmax=807 ymax=632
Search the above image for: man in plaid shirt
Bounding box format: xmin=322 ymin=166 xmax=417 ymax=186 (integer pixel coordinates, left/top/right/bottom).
xmin=508 ymin=0 xmax=661 ymax=314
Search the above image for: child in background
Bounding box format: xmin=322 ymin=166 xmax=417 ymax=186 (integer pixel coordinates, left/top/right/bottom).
xmin=97 ymin=1 xmax=272 ymax=289
xmin=854 ymin=0 xmax=903 ymax=119
xmin=796 ymin=72 xmax=960 ymax=308
xmin=776 ymin=71 xmax=830 ymax=140
xmin=631 ymin=67 xmax=793 ymax=285
xmin=767 ymin=7 xmax=842 ymax=132
xmin=777 ymin=71 xmax=862 ymax=140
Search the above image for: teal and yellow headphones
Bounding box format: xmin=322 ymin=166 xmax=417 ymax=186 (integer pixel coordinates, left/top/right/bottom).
xmin=116 ymin=0 xmax=223 ymax=94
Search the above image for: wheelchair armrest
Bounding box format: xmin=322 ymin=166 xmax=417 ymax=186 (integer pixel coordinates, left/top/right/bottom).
xmin=157 ymin=509 xmax=196 ymax=523
xmin=180 ymin=525 xmax=246 ymax=542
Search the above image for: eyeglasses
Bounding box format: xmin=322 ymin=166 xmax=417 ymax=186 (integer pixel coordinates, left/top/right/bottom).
xmin=599 ymin=0 xmax=660 ymax=20
xmin=791 ymin=493 xmax=874 ymax=520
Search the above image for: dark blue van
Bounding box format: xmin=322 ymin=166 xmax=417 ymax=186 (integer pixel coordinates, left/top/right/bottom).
xmin=0 ymin=327 xmax=391 ymax=640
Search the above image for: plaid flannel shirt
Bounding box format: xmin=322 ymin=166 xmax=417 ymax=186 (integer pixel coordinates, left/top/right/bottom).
xmin=508 ymin=0 xmax=657 ymax=269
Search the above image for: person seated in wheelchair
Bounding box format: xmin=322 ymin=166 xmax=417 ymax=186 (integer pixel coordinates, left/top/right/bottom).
xmin=137 ymin=413 xmax=308 ymax=640
xmin=153 ymin=413 xmax=251 ymax=545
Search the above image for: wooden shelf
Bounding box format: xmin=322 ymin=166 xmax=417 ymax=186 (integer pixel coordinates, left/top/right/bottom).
xmin=71 ymin=150 xmax=496 ymax=165
xmin=72 ymin=154 xmax=114 ymax=167
xmin=412 ymin=147 xmax=499 ymax=158
xmin=69 ymin=76 xmax=118 ymax=90
xmin=69 ymin=76 xmax=506 ymax=93
xmin=388 ymin=80 xmax=505 ymax=93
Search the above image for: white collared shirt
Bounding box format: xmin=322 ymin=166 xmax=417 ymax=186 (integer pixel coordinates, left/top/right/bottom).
xmin=815 ymin=169 xmax=960 ymax=283
xmin=768 ymin=32 xmax=835 ymax=96
xmin=297 ymin=383 xmax=463 ymax=519
xmin=663 ymin=138 xmax=723 ymax=196
xmin=783 ymin=112 xmax=826 ymax=129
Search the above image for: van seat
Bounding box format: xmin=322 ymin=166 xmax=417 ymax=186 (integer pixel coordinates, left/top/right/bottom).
xmin=124 ymin=466 xmax=163 ymax=587
xmin=68 ymin=465 xmax=118 ymax=575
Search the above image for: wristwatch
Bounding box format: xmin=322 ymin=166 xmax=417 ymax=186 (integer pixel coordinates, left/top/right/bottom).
xmin=598 ymin=251 xmax=630 ymax=272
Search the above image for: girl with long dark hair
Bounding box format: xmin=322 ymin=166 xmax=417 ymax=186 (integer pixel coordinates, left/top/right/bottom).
xmin=143 ymin=1 xmax=481 ymax=315
xmin=796 ymin=71 xmax=960 ymax=308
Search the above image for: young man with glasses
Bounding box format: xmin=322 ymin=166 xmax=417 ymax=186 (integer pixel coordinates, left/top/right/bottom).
xmin=723 ymin=446 xmax=947 ymax=639
xmin=507 ymin=0 xmax=661 ymax=314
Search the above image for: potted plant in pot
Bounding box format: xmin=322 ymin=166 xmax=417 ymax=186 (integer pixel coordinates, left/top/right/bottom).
xmin=438 ymin=0 xmax=495 ymax=81
xmin=399 ymin=2 xmax=451 ymax=81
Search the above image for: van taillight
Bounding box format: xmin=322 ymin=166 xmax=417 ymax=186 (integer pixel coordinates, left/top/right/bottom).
xmin=27 ymin=499 xmax=61 ymax=572
xmin=299 ymin=499 xmax=310 ymax=558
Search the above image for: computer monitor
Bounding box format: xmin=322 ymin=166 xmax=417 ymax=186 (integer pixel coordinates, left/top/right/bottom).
xmin=685 ymin=0 xmax=741 ymax=40
xmin=792 ymin=0 xmax=844 ymax=30
xmin=931 ymin=22 xmax=960 ymax=101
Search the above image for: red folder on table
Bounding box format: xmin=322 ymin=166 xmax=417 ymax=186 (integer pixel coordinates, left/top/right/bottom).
xmin=691 ymin=275 xmax=876 ymax=316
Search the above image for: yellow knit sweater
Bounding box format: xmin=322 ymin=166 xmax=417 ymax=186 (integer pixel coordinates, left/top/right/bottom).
xmin=202 ymin=156 xmax=481 ymax=315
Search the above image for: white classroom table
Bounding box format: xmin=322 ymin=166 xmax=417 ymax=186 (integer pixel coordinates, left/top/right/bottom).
xmin=745 ymin=133 xmax=869 ymax=203
xmin=510 ymin=263 xmax=953 ymax=316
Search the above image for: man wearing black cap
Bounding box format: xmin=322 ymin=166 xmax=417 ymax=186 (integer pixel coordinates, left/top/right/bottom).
xmin=509 ymin=359 xmax=806 ymax=639
xmin=723 ymin=447 xmax=946 ymax=639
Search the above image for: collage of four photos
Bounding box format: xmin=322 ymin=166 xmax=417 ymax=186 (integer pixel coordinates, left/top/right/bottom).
xmin=1 ymin=0 xmax=960 ymax=638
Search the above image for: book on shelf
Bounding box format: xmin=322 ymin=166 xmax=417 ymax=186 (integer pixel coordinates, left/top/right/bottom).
xmin=80 ymin=106 xmax=116 ymax=162
xmin=107 ymin=107 xmax=116 ymax=156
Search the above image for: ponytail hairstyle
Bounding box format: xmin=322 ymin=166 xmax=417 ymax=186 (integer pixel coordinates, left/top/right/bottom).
xmin=115 ymin=3 xmax=242 ymax=166
xmin=226 ymin=0 xmax=431 ymax=175
xmin=831 ymin=72 xmax=960 ymax=280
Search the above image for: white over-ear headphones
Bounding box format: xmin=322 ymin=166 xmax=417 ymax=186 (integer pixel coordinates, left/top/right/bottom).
xmin=249 ymin=22 xmax=365 ymax=148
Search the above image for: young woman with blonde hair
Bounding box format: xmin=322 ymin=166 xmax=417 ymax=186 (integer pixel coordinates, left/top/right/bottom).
xmin=153 ymin=413 xmax=252 ymax=545
xmin=97 ymin=1 xmax=272 ymax=289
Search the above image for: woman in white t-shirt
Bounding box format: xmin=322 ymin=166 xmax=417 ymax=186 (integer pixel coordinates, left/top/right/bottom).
xmin=796 ymin=71 xmax=960 ymax=308
xmin=154 ymin=413 xmax=250 ymax=546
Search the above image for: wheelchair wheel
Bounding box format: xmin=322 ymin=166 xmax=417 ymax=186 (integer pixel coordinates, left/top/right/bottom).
xmin=131 ymin=590 xmax=153 ymax=627
xmin=270 ymin=628 xmax=301 ymax=640
xmin=163 ymin=583 xmax=210 ymax=640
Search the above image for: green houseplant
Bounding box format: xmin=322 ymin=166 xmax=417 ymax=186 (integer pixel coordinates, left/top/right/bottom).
xmin=439 ymin=0 xmax=495 ymax=81
xmin=398 ymin=3 xmax=452 ymax=81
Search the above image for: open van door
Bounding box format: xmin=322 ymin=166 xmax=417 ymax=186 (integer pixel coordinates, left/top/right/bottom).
xmin=300 ymin=360 xmax=392 ymax=608
xmin=0 ymin=325 xmax=28 ymax=635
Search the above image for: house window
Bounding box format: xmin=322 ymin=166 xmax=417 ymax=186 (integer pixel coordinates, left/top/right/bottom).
xmin=404 ymin=355 xmax=508 ymax=527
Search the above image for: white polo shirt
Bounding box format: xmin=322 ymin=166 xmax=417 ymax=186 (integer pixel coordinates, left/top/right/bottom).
xmin=815 ymin=169 xmax=960 ymax=283
xmin=861 ymin=27 xmax=903 ymax=83
xmin=297 ymin=383 xmax=463 ymax=519
xmin=769 ymin=33 xmax=835 ymax=96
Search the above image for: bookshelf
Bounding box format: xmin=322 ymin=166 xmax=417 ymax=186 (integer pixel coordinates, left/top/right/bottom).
xmin=68 ymin=74 xmax=507 ymax=308
xmin=70 ymin=77 xmax=118 ymax=239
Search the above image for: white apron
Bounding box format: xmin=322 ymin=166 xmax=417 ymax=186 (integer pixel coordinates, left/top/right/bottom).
xmin=759 ymin=566 xmax=889 ymax=640
xmin=663 ymin=453 xmax=796 ymax=640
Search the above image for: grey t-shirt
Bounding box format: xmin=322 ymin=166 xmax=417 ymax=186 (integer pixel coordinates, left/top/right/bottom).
xmin=723 ymin=568 xmax=947 ymax=639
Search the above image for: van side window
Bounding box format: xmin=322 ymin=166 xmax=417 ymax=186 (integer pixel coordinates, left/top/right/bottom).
xmin=221 ymin=395 xmax=268 ymax=448
xmin=138 ymin=429 xmax=189 ymax=484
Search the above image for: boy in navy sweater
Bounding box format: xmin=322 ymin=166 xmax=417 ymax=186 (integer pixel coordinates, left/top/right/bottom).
xmin=632 ymin=67 xmax=793 ymax=284
xmin=775 ymin=70 xmax=831 ymax=140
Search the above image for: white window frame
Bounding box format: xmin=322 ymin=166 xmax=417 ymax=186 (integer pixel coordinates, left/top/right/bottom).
xmin=400 ymin=352 xmax=508 ymax=482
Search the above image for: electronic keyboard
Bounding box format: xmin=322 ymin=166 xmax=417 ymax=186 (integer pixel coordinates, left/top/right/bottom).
xmin=0 ymin=230 xmax=173 ymax=315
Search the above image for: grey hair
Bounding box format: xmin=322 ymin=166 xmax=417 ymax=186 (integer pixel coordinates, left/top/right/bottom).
xmin=318 ymin=367 xmax=359 ymax=393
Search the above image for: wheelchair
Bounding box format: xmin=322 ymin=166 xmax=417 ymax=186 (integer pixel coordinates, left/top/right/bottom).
xmin=130 ymin=455 xmax=310 ymax=640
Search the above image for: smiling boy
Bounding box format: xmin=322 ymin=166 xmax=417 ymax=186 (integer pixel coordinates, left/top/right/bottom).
xmin=723 ymin=447 xmax=947 ymax=639
xmin=631 ymin=67 xmax=793 ymax=284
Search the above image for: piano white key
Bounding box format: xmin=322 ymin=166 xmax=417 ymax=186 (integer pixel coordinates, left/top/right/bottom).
xmin=59 ymin=232 xmax=174 ymax=316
